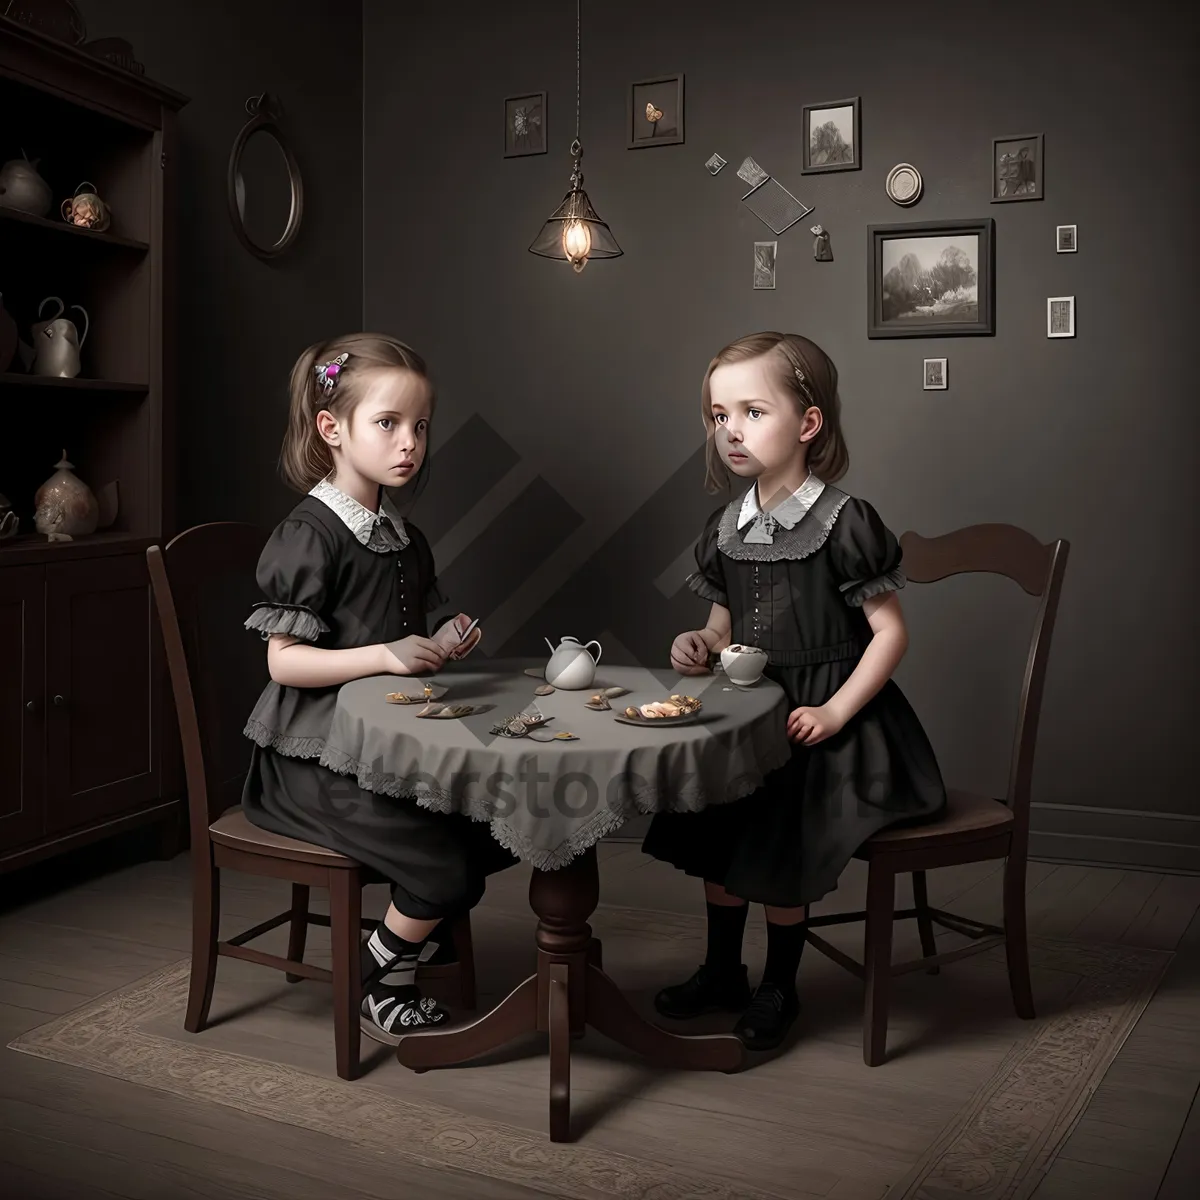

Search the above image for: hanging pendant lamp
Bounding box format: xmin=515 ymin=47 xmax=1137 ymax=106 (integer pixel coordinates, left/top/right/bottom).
xmin=528 ymin=0 xmax=621 ymax=273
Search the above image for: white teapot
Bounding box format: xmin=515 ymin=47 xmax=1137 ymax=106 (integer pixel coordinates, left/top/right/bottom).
xmin=543 ymin=635 xmax=602 ymax=690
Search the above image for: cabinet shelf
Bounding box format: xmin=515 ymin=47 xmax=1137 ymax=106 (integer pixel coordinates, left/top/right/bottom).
xmin=0 ymin=531 xmax=154 ymax=564
xmin=0 ymin=205 xmax=149 ymax=251
xmin=0 ymin=373 xmax=149 ymax=393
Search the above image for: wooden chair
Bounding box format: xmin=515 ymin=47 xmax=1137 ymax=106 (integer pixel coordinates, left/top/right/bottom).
xmin=803 ymin=523 xmax=1069 ymax=1066
xmin=147 ymin=521 xmax=476 ymax=1081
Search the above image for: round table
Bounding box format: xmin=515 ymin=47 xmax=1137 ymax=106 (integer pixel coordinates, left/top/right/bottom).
xmin=323 ymin=657 xmax=791 ymax=1141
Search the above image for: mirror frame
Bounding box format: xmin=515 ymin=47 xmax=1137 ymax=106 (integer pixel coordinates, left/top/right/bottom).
xmin=226 ymin=92 xmax=304 ymax=261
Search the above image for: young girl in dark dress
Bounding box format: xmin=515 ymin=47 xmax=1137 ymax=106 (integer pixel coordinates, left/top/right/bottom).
xmin=241 ymin=333 xmax=517 ymax=1043
xmin=643 ymin=331 xmax=946 ymax=1051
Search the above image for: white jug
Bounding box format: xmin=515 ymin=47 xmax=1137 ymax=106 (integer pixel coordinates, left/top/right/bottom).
xmin=543 ymin=636 xmax=602 ymax=690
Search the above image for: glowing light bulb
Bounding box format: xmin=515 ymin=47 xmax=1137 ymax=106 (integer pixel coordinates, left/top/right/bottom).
xmin=562 ymin=218 xmax=591 ymax=270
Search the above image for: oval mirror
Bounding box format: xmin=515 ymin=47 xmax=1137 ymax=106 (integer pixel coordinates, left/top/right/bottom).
xmin=227 ymin=94 xmax=304 ymax=260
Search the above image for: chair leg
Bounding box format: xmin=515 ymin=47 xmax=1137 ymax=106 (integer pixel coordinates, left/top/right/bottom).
xmin=912 ymin=871 xmax=940 ymax=976
xmin=285 ymin=884 xmax=310 ymax=984
xmin=1003 ymin=855 xmax=1035 ymax=1020
xmin=863 ymin=863 xmax=896 ymax=1067
xmin=329 ymin=872 xmax=363 ymax=1081
xmin=451 ymin=911 xmax=477 ymax=1010
xmin=185 ymin=846 xmax=220 ymax=1034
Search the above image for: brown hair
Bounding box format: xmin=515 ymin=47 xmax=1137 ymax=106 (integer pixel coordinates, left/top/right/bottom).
xmin=700 ymin=331 xmax=849 ymax=493
xmin=279 ymin=332 xmax=436 ymax=494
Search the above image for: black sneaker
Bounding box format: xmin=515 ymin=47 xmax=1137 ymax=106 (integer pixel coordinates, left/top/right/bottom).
xmin=360 ymin=985 xmax=450 ymax=1046
xmin=732 ymin=982 xmax=800 ymax=1051
xmin=654 ymin=963 xmax=752 ymax=1019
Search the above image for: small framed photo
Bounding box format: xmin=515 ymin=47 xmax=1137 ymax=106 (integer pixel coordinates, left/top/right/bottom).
xmin=628 ymin=74 xmax=684 ymax=148
xmin=992 ymin=133 xmax=1043 ymax=202
xmin=801 ymin=96 xmax=861 ymax=173
xmin=1047 ymin=296 xmax=1075 ymax=338
xmin=753 ymin=241 xmax=777 ymax=290
xmin=923 ymin=358 xmax=948 ymax=389
xmin=1056 ymin=224 xmax=1077 ymax=253
xmin=504 ymin=92 xmax=546 ymax=157
xmin=868 ymin=218 xmax=996 ymax=338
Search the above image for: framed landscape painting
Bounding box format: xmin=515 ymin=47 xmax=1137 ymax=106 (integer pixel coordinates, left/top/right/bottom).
xmin=868 ymin=218 xmax=995 ymax=338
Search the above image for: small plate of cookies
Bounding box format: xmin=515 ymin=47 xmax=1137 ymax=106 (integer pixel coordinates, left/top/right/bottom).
xmin=612 ymin=694 xmax=704 ymax=727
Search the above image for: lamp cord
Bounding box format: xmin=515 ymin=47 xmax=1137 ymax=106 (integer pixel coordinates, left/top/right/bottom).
xmin=574 ymin=0 xmax=581 ymax=143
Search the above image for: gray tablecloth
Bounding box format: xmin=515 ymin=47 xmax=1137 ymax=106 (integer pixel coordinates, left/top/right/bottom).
xmin=319 ymin=658 xmax=790 ymax=870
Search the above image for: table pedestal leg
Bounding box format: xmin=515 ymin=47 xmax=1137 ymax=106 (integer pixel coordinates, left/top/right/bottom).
xmin=395 ymin=846 xmax=745 ymax=1141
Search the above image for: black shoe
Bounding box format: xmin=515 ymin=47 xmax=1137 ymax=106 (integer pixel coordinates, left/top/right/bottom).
xmin=732 ymin=982 xmax=801 ymax=1051
xmin=654 ymin=963 xmax=752 ymax=1019
xmin=360 ymin=985 xmax=450 ymax=1046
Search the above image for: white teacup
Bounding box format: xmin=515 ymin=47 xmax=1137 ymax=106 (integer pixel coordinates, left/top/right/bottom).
xmin=720 ymin=643 xmax=768 ymax=686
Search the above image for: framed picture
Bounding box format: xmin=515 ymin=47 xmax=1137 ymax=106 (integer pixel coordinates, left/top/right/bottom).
xmin=1047 ymin=296 xmax=1075 ymax=338
xmin=992 ymin=133 xmax=1043 ymax=202
xmin=504 ymin=92 xmax=546 ymax=157
xmin=753 ymin=241 xmax=777 ymax=290
xmin=801 ymin=97 xmax=861 ymax=173
xmin=868 ymin=218 xmax=995 ymax=338
xmin=628 ymin=74 xmax=684 ymax=148
xmin=1056 ymin=224 xmax=1077 ymax=253
xmin=923 ymin=358 xmax=948 ymax=390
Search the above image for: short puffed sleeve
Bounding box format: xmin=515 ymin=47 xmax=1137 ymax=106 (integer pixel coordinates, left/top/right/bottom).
xmin=684 ymin=507 xmax=728 ymax=607
xmin=407 ymin=521 xmax=451 ymax=615
xmin=827 ymin=498 xmax=906 ymax=607
xmin=243 ymin=517 xmax=335 ymax=642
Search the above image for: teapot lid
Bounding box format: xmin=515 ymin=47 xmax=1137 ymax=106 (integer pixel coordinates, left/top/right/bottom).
xmin=53 ymin=448 xmax=75 ymax=471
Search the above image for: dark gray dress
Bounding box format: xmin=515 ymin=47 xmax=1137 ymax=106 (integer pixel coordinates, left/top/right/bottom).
xmin=240 ymin=493 xmax=518 ymax=920
xmin=642 ymin=483 xmax=947 ymax=907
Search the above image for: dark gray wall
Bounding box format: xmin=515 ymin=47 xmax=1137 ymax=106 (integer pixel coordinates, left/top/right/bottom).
xmin=78 ymin=0 xmax=364 ymax=528
xmin=362 ymin=0 xmax=1199 ymax=869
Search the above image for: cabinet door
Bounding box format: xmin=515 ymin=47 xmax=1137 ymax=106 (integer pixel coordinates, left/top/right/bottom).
xmin=0 ymin=565 xmax=46 ymax=851
xmin=45 ymin=555 xmax=160 ymax=833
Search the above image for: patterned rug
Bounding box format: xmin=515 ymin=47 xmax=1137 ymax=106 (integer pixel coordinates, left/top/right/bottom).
xmin=7 ymin=904 xmax=1170 ymax=1200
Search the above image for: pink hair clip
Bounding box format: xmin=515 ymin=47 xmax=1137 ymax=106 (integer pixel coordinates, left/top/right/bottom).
xmin=314 ymin=353 xmax=348 ymax=397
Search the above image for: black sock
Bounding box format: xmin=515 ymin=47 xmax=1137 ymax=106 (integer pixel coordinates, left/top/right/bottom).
xmin=761 ymin=920 xmax=806 ymax=991
xmin=704 ymin=901 xmax=749 ymax=971
xmin=361 ymin=921 xmax=440 ymax=991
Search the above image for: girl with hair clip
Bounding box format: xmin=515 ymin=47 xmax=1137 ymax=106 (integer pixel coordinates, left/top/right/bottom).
xmin=241 ymin=333 xmax=518 ymax=1043
xmin=643 ymin=331 xmax=947 ymax=1052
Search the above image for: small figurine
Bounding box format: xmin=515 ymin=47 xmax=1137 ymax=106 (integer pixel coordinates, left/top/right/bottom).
xmin=811 ymin=224 xmax=833 ymax=261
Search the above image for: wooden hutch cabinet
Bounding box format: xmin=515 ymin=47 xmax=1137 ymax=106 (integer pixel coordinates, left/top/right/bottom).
xmin=0 ymin=20 xmax=188 ymax=871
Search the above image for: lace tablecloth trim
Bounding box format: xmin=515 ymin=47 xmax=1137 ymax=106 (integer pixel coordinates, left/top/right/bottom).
xmin=243 ymin=719 xmax=326 ymax=760
xmin=244 ymin=721 xmax=789 ymax=872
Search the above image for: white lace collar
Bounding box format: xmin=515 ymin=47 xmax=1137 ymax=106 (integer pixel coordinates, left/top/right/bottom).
xmin=309 ymin=478 xmax=409 ymax=552
xmin=736 ymin=474 xmax=825 ymax=543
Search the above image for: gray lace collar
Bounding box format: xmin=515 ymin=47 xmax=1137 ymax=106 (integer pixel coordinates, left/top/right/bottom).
xmin=718 ymin=480 xmax=850 ymax=561
xmin=309 ymin=478 xmax=409 ymax=553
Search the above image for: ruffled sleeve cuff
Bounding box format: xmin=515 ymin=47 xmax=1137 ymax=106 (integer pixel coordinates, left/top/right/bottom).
xmin=244 ymin=602 xmax=330 ymax=642
xmin=840 ymin=566 xmax=906 ymax=607
xmin=685 ymin=569 xmax=728 ymax=606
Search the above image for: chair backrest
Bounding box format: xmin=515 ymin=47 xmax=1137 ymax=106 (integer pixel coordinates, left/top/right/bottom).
xmin=147 ymin=522 xmax=269 ymax=848
xmin=898 ymin=523 xmax=1070 ymax=847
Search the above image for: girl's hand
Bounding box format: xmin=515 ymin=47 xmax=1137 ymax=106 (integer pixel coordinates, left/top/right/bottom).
xmin=787 ymin=704 xmax=844 ymax=746
xmin=671 ymin=630 xmax=711 ymax=675
xmin=382 ymin=635 xmax=447 ymax=675
xmin=433 ymin=613 xmax=471 ymax=654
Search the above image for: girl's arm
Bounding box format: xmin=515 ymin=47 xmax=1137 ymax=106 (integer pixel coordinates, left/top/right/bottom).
xmin=823 ymin=592 xmax=909 ymax=727
xmin=697 ymin=602 xmax=733 ymax=653
xmin=266 ymin=635 xmax=410 ymax=688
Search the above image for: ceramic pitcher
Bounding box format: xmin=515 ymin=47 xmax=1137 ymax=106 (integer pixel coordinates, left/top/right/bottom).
xmin=543 ymin=636 xmax=603 ymax=690
xmin=32 ymin=296 xmax=89 ymax=379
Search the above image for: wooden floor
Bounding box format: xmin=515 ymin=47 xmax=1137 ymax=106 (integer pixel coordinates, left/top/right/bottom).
xmin=0 ymin=829 xmax=1198 ymax=1200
